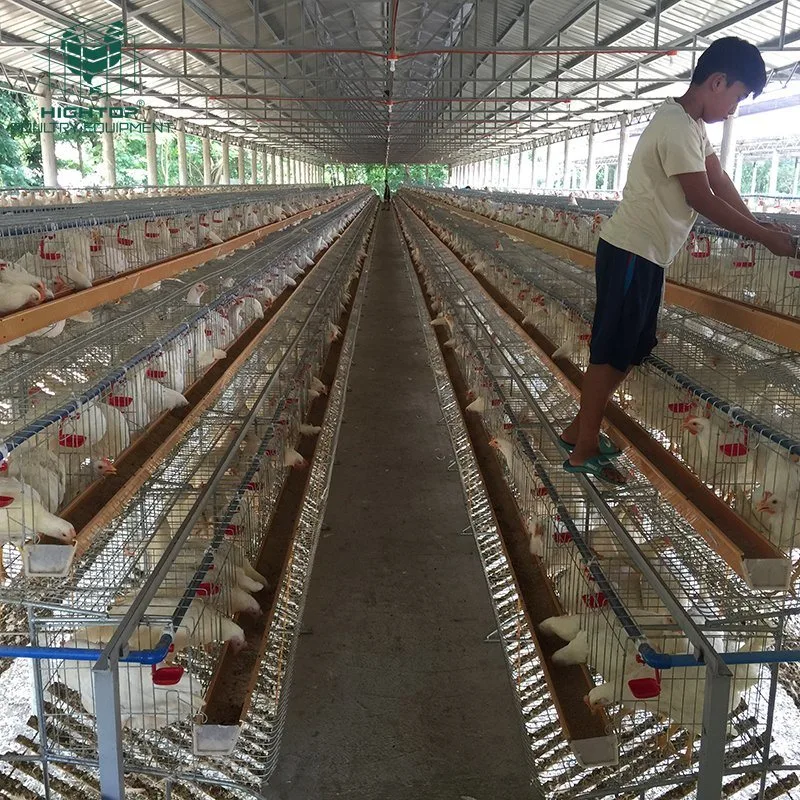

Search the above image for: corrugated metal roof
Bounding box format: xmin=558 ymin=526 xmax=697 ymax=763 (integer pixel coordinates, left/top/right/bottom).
xmin=0 ymin=0 xmax=796 ymax=162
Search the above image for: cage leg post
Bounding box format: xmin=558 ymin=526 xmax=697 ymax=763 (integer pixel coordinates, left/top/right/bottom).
xmin=696 ymin=662 xmax=732 ymax=800
xmin=28 ymin=610 xmax=52 ymax=800
xmin=756 ymin=661 xmax=780 ymax=800
xmin=93 ymin=652 xmax=126 ymax=800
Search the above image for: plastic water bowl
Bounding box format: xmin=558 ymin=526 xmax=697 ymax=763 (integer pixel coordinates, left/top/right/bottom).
xmin=22 ymin=543 xmax=75 ymax=578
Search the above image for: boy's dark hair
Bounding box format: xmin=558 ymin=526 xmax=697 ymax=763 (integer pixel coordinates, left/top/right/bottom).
xmin=691 ymin=37 xmax=767 ymax=97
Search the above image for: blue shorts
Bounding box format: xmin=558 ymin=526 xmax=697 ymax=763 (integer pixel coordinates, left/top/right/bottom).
xmin=589 ymin=239 xmax=664 ymax=372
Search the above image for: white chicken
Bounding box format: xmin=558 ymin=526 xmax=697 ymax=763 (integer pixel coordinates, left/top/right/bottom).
xmin=754 ymin=448 xmax=800 ymax=551
xmin=186 ymin=282 xmax=209 ymax=306
xmin=4 ymin=445 xmax=66 ymax=513
xmin=0 ymin=284 xmax=42 ymax=315
xmin=76 ymin=594 xmax=246 ymax=655
xmin=0 ymin=259 xmax=46 ymax=295
xmin=59 ymin=638 xmax=204 ymax=730
xmin=0 ymin=491 xmax=76 ymax=578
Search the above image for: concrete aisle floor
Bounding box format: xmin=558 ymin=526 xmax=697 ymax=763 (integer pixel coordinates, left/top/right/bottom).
xmin=268 ymin=206 xmax=534 ymax=800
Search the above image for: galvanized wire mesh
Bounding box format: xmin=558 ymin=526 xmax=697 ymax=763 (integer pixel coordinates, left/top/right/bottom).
xmin=424 ymin=188 xmax=800 ymax=319
xmin=406 ymin=193 xmax=800 ymax=574
xmin=0 ymin=200 xmax=376 ymax=799
xmin=0 ymin=186 xmax=355 ymax=324
xmin=395 ymin=197 xmax=800 ymax=800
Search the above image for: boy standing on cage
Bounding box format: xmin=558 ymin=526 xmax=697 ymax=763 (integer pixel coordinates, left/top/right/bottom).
xmin=560 ymin=36 xmax=796 ymax=485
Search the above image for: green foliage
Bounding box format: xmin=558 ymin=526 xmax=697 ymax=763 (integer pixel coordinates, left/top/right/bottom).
xmin=58 ymin=123 xmax=101 ymax=178
xmin=114 ymin=132 xmax=147 ymax=186
xmin=0 ymin=91 xmax=40 ymax=187
xmin=740 ymin=157 xmax=800 ymax=196
xmin=324 ymin=163 xmax=449 ymax=193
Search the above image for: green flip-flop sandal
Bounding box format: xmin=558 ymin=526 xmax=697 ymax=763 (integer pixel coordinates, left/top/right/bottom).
xmin=558 ymin=433 xmax=622 ymax=458
xmin=563 ymin=456 xmax=628 ymax=486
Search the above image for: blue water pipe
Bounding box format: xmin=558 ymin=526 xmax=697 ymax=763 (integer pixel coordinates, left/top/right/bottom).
xmin=0 ymin=634 xmax=172 ymax=664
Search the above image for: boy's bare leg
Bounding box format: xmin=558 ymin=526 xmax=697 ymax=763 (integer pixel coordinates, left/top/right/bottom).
xmin=562 ymin=364 xmax=628 ymax=464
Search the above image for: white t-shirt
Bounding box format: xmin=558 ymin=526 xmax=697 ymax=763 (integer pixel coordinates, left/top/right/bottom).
xmin=600 ymin=98 xmax=715 ymax=267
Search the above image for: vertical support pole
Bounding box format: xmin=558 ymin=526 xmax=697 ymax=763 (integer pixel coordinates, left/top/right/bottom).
xmin=616 ymin=113 xmax=630 ymax=191
xmin=93 ymin=654 xmax=126 ymax=800
xmin=545 ymin=143 xmax=554 ymax=191
xmin=750 ymin=160 xmax=759 ymax=195
xmin=36 ymin=77 xmax=58 ymax=188
xmin=504 ymin=154 xmax=512 ymax=188
xmin=251 ymin=148 xmax=258 ymax=184
xmin=793 ymin=157 xmax=800 ymax=196
xmin=202 ymin=130 xmax=212 ymax=186
xmin=237 ymin=141 xmax=245 ymax=185
xmin=719 ymin=113 xmax=737 ymax=177
xmin=585 ymin=122 xmax=596 ymax=191
xmin=515 ymin=150 xmax=523 ymax=190
xmin=102 ymin=102 xmax=116 ymax=187
xmin=733 ymin=155 xmax=743 ymax=193
xmin=530 ymin=149 xmax=537 ymax=192
xmin=145 ymin=108 xmax=158 ymax=187
xmin=27 ymin=610 xmax=51 ymax=798
xmin=563 ymin=136 xmax=571 ymax=190
xmin=768 ymin=150 xmax=780 ymax=195
xmin=221 ymin=136 xmax=231 ymax=185
xmin=261 ymin=148 xmax=269 ymax=185
xmin=176 ymin=120 xmax=188 ymax=186
xmin=696 ymin=663 xmax=732 ymax=800
xmin=270 ymin=151 xmax=277 ymax=184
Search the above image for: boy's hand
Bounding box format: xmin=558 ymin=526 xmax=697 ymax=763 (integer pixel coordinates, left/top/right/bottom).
xmin=759 ymin=229 xmax=797 ymax=258
xmin=760 ymin=221 xmax=793 ymax=233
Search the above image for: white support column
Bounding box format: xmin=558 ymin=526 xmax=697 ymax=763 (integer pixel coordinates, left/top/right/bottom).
xmin=793 ymin=157 xmax=800 ymax=196
xmin=563 ymin=136 xmax=571 ymax=189
xmin=515 ymin=150 xmax=523 ymax=190
xmin=545 ymin=143 xmax=554 ymax=190
xmin=221 ymin=136 xmax=231 ymax=185
xmin=616 ymin=113 xmax=630 ymax=191
xmin=176 ymin=121 xmax=188 ymax=186
xmin=270 ymin=151 xmax=277 ymax=184
xmin=719 ymin=113 xmax=737 ymax=177
xmin=202 ymin=130 xmax=212 ymax=185
xmin=251 ymin=149 xmax=258 ymax=184
xmin=145 ymin=108 xmax=158 ymax=187
xmin=35 ymin=77 xmax=58 ymax=188
xmin=585 ymin=122 xmax=596 ymax=191
xmin=769 ymin=150 xmax=780 ymax=195
xmin=261 ymin=148 xmax=269 ymax=184
xmin=237 ymin=141 xmax=245 ymax=185
xmin=101 ymin=103 xmax=116 ymax=187
xmin=530 ymin=149 xmax=537 ymax=191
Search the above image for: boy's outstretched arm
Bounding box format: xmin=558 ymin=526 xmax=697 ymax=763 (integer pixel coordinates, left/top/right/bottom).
xmin=676 ymin=170 xmax=796 ymax=257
